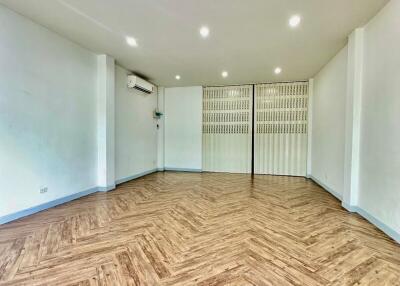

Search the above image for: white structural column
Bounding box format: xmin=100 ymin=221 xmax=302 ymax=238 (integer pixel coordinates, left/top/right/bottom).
xmin=97 ymin=55 xmax=116 ymax=191
xmin=343 ymin=28 xmax=364 ymax=210
xmin=157 ymin=87 xmax=165 ymax=171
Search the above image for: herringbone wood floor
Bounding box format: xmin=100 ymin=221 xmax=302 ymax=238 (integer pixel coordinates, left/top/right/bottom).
xmin=0 ymin=172 xmax=399 ymax=285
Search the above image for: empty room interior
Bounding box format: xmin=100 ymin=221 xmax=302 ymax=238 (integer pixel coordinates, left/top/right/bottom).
xmin=1 ymin=0 xmax=400 ymax=285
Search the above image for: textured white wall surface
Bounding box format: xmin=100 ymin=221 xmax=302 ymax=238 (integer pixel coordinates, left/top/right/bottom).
xmin=310 ymin=0 xmax=400 ymax=240
xmin=115 ymin=65 xmax=158 ymax=181
xmin=164 ymin=86 xmax=203 ymax=170
xmin=358 ymin=0 xmax=400 ymax=233
xmin=311 ymin=46 xmax=348 ymax=198
xmin=0 ymin=6 xmax=98 ymax=216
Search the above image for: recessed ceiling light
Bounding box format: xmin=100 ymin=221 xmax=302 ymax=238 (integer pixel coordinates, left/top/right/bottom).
xmin=222 ymin=71 xmax=228 ymax=78
xmin=289 ymin=15 xmax=301 ymax=28
xmin=199 ymin=26 xmax=210 ymax=38
xmin=274 ymin=67 xmax=282 ymax=74
xmin=175 ymin=75 xmax=181 ymax=80
xmin=126 ymin=36 xmax=138 ymax=47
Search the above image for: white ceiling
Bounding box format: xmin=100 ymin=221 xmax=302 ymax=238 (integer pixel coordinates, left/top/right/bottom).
xmin=0 ymin=0 xmax=388 ymax=87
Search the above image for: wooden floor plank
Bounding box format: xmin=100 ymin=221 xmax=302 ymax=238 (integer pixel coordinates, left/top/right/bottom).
xmin=0 ymin=172 xmax=399 ymax=285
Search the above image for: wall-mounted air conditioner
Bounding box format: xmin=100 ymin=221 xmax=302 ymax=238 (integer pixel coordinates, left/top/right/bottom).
xmin=127 ymin=75 xmax=155 ymax=94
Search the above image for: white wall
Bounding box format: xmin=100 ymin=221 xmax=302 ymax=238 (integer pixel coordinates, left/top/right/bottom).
xmin=310 ymin=0 xmax=400 ymax=240
xmin=0 ymin=6 xmax=98 ymax=217
xmin=115 ymin=65 xmax=158 ymax=182
xmin=358 ymin=0 xmax=400 ymax=233
xmin=311 ymin=46 xmax=348 ymax=199
xmin=164 ymin=86 xmax=202 ymax=170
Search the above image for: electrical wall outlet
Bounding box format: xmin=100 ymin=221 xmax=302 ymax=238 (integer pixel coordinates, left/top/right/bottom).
xmin=40 ymin=186 xmax=48 ymax=194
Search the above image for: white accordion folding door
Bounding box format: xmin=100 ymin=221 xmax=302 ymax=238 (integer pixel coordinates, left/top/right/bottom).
xmin=202 ymin=85 xmax=253 ymax=173
xmin=254 ymin=82 xmax=309 ymax=176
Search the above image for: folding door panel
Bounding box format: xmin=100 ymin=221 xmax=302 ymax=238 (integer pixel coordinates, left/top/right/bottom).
xmin=254 ymin=82 xmax=308 ymax=176
xmin=202 ymin=86 xmax=253 ymax=173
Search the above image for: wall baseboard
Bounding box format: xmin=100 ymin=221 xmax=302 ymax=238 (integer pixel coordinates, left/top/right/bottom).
xmin=309 ymin=175 xmax=343 ymax=201
xmin=98 ymin=185 xmax=116 ymax=192
xmin=0 ymin=186 xmax=99 ymax=225
xmin=0 ymin=169 xmax=159 ymax=225
xmin=164 ymin=167 xmax=202 ymax=173
xmin=115 ymin=169 xmax=158 ymax=185
xmin=342 ymin=202 xmax=400 ymax=244
xmin=310 ymin=176 xmax=399 ymax=244
xmin=342 ymin=202 xmax=357 ymax=212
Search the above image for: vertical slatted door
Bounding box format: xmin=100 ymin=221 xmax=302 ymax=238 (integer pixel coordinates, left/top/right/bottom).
xmin=202 ymin=85 xmax=253 ymax=173
xmin=254 ymin=82 xmax=309 ymax=176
